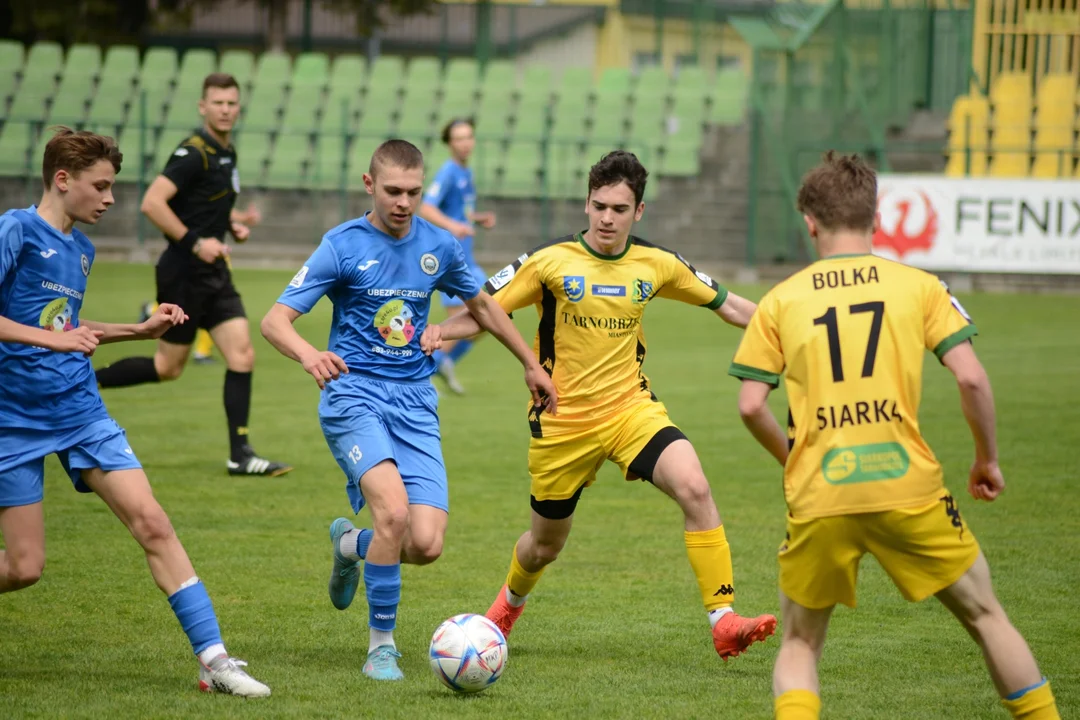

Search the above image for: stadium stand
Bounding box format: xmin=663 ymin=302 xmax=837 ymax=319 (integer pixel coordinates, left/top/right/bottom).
xmin=0 ymin=42 xmax=756 ymax=196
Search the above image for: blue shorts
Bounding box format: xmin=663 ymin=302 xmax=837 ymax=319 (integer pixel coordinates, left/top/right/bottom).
xmin=0 ymin=417 xmax=143 ymax=507
xmin=440 ymin=258 xmax=487 ymax=308
xmin=319 ymin=373 xmax=448 ymax=514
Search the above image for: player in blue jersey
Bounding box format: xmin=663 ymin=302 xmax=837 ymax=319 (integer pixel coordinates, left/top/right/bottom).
xmin=261 ymin=139 xmax=556 ymax=681
xmin=0 ymin=127 xmax=270 ymax=697
xmin=418 ymin=118 xmax=496 ymax=394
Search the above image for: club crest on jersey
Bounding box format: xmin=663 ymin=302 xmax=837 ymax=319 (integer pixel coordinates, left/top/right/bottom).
xmin=563 ymin=276 xmax=585 ymax=302
xmin=631 ymin=279 xmax=654 ymax=304
xmin=80 ymin=254 xmax=90 ymax=276
xmin=420 ymin=253 xmax=439 ymax=275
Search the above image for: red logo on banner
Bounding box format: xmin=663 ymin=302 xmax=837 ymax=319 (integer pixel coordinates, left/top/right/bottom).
xmin=873 ymin=190 xmax=938 ymax=258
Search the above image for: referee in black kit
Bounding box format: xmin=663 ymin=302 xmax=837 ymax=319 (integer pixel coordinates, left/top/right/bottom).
xmin=96 ymin=72 xmax=290 ymax=477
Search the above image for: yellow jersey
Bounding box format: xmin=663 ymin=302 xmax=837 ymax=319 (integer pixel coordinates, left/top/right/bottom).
xmin=485 ymin=232 xmax=727 ymax=437
xmin=729 ymin=254 xmax=977 ymax=519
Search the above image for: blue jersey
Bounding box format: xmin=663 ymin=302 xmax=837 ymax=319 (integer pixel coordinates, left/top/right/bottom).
xmin=277 ymin=214 xmax=481 ymax=383
xmin=0 ymin=207 xmax=107 ymax=430
xmin=424 ymin=160 xmax=476 ymax=255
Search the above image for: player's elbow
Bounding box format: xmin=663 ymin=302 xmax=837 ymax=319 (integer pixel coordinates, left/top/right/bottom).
xmin=259 ymin=309 xmax=281 ymax=342
xmin=738 ymin=394 xmax=767 ymax=421
xmin=139 ymin=193 xmax=159 ymax=217
xmin=954 ymin=364 xmax=990 ymax=394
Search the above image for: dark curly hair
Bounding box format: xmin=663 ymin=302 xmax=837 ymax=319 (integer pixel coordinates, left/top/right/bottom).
xmin=588 ymin=150 xmax=648 ymax=205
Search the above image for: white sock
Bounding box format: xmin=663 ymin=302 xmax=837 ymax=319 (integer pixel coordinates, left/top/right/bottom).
xmin=708 ymin=607 xmax=734 ymax=628
xmin=505 ymin=586 xmax=527 ymax=608
xmin=369 ymin=628 xmax=395 ymax=653
xmin=198 ymin=643 xmax=227 ymax=666
xmin=339 ymin=530 xmax=362 ymax=562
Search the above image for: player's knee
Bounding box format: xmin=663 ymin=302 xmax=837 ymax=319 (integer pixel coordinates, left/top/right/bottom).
xmin=130 ymin=505 xmax=177 ymax=548
xmin=675 ymin=474 xmax=713 ymax=511
xmin=154 ymin=355 xmax=185 ymax=382
xmin=410 ymin=535 xmax=443 ymax=565
xmin=8 ymin=554 xmax=44 ymax=589
xmin=225 ymin=343 xmax=255 ymax=372
xmin=374 ymin=504 xmax=410 ymax=541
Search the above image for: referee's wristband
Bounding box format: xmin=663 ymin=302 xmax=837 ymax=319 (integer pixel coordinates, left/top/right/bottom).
xmin=176 ymin=229 xmax=199 ymax=253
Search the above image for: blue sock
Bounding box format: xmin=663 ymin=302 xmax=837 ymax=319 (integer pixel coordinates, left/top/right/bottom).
xmin=355 ymin=528 xmax=374 ymax=559
xmin=448 ymin=339 xmax=473 ymax=364
xmin=433 ymin=349 xmax=447 ymax=366
xmin=364 ymin=562 xmax=401 ymax=632
xmin=168 ymin=581 xmax=223 ymax=655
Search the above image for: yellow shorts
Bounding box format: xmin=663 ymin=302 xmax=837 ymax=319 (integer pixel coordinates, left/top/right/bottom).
xmin=528 ymin=400 xmax=682 ymax=519
xmin=778 ymin=493 xmax=980 ymax=609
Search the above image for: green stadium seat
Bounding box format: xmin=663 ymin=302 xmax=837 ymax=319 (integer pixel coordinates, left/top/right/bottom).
xmin=292 ymin=52 xmax=329 ymax=86
xmin=396 ymin=101 xmax=435 ymax=144
xmin=330 ymin=54 xmax=366 ymax=91
xmin=321 ymin=86 xmax=360 ymax=134
xmin=674 ymin=66 xmax=706 ymax=97
xmin=154 ymin=128 xmax=192 ymax=171
xmin=220 ymin=50 xmax=255 ymax=90
xmin=597 ymin=67 xmax=631 ymax=96
xmin=659 ymin=137 xmax=700 ymax=176
xmin=369 ymin=56 xmax=405 ymax=95
xmin=550 ymin=107 xmax=588 ymax=143
xmin=358 ymin=99 xmax=395 ymax=138
xmin=63 ymin=44 xmax=102 ymax=83
xmin=0 ymin=40 xmax=24 ymax=77
xmin=30 ymin=129 xmax=53 ymax=175
xmin=522 ymin=66 xmax=551 ymax=95
xmin=635 ymin=65 xmax=669 ymax=101
xmin=24 ymin=42 xmax=63 ymax=83
xmin=672 ymin=94 xmax=705 ymax=142
xmin=115 ymin=124 xmax=155 ymax=183
xmin=557 ymin=67 xmax=593 ymax=104
xmin=438 ymin=91 xmax=475 ymax=127
xmin=9 ymin=83 xmax=55 ymax=123
xmin=0 ymin=122 xmax=36 ymax=177
xmin=710 ymin=69 xmax=747 ymax=125
xmin=406 ymin=57 xmax=440 ymax=90
xmin=499 ymin=140 xmax=542 ymax=197
xmin=163 ymin=85 xmax=201 ymax=132
xmin=471 ymin=137 xmax=503 ymax=192
xmin=481 ymin=60 xmax=516 ymax=98
xmin=347 ymin=135 xmax=384 ymax=190
xmin=0 ymin=73 xmax=17 ymax=108
xmin=513 ymin=89 xmax=549 ymax=139
xmin=425 ymin=140 xmax=452 ymax=172
xmin=129 ymin=83 xmax=173 ymax=128
xmin=234 ymin=131 xmax=272 ymax=178
xmin=179 ymin=48 xmax=217 ymax=82
xmin=311 ymin=134 xmax=347 ymax=189
xmin=628 ymin=98 xmax=667 ymax=143
xmin=593 ymin=87 xmax=630 ymax=132
xmin=265 ymin=135 xmax=309 ymax=189
xmin=243 ymin=56 xmax=290 ymax=132
xmin=445 ymin=58 xmax=479 ymax=97
xmin=545 ymin=141 xmax=582 ymax=199
xmin=281 ymin=87 xmax=322 ymax=133
xmin=88 ymin=73 xmax=136 ymax=127
xmin=254 ymin=53 xmax=291 ymax=91
xmin=46 ymin=76 xmax=92 ymax=126
xmin=102 ymin=45 xmax=140 ymax=83
xmin=477 ymin=94 xmax=512 ymax=134
xmin=142 ymin=47 xmax=177 ymax=83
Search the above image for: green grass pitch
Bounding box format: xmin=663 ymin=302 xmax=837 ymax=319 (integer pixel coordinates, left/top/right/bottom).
xmin=1 ymin=263 xmax=1076 ymax=719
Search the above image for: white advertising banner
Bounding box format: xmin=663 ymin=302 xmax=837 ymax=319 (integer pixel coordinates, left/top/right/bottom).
xmin=872 ymin=175 xmax=1080 ymax=274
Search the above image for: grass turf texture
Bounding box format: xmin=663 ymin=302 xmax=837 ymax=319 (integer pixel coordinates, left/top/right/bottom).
xmin=1 ymin=263 xmax=1076 ymax=719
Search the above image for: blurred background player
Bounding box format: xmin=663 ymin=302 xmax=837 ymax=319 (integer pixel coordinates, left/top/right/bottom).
xmin=429 ymin=151 xmax=776 ymax=661
xmin=0 ymin=127 xmax=270 ymax=697
xmin=94 ymin=73 xmax=290 ymax=477
xmin=140 ymin=196 xmax=259 ymax=365
xmin=418 ymin=117 xmax=496 ymax=394
xmin=261 ymin=139 xmax=555 ymax=682
xmin=731 ymin=152 xmax=1059 ymax=720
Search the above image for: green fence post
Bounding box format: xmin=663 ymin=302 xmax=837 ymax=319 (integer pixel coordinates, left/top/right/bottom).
xmin=476 ymin=0 xmax=493 ymax=71
xmin=692 ymin=0 xmax=704 ymax=65
xmin=654 ymin=0 xmax=664 ymax=65
xmin=440 ymin=4 xmax=450 ymax=65
xmin=302 ymin=0 xmax=313 ymax=53
xmin=137 ymin=90 xmax=147 ymax=246
xmin=746 ymin=83 xmax=761 ymax=267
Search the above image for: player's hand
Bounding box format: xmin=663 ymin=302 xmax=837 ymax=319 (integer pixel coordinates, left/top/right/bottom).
xmin=301 ymin=349 xmax=349 ymax=389
xmin=140 ymin=303 xmax=188 ymax=339
xmin=448 ymin=221 xmax=474 ymax=239
xmin=195 ymin=237 xmax=229 ymax=264
xmin=230 ymin=220 xmax=251 ymax=243
xmin=420 ymin=325 xmax=442 ymax=355
xmin=968 ymin=460 xmax=1005 ymax=501
xmin=237 ymin=202 xmax=262 ymax=227
xmin=524 ymin=364 xmax=558 ymax=416
xmin=474 ymin=212 xmax=496 ymax=230
xmin=48 ymin=326 xmax=103 ymax=356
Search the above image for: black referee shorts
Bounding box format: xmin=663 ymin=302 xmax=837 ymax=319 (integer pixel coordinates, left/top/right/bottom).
xmin=156 ymin=260 xmax=246 ymax=346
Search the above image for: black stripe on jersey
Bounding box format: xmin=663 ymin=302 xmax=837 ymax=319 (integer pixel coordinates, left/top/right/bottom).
xmin=631 ymin=236 xmax=725 ymax=308
xmin=529 ymin=282 xmax=558 ymax=438
xmin=787 ymin=408 xmax=796 ymax=451
xmin=483 ymin=234 xmax=577 ymax=295
xmin=636 ymin=337 xmax=656 ymax=399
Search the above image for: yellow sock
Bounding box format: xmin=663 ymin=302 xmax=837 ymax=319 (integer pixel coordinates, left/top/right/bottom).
xmin=685 ymin=525 xmax=735 ymax=611
xmin=775 ymin=690 xmax=821 ymax=720
xmin=1002 ymin=681 xmax=1059 ymax=720
xmin=195 ymin=329 xmax=214 ymax=356
xmin=505 ymin=541 xmax=546 ymax=598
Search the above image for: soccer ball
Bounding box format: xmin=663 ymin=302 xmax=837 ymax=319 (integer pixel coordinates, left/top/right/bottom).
xmin=429 ymin=613 xmax=507 ymax=693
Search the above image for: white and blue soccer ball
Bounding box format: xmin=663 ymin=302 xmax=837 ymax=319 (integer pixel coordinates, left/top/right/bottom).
xmin=429 ymin=613 xmax=507 ymax=693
